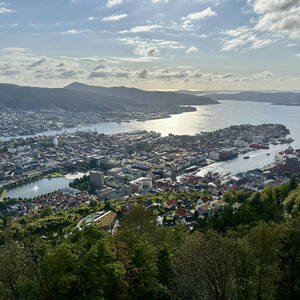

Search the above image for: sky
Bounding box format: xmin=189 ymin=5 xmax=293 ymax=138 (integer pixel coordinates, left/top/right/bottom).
xmin=0 ymin=0 xmax=300 ymax=90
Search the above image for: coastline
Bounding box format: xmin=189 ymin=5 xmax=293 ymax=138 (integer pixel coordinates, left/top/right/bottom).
xmin=0 ymin=103 xmax=220 ymax=140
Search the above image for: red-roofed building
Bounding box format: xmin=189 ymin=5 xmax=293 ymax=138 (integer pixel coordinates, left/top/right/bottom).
xmin=176 ymin=208 xmax=187 ymax=217
xmin=201 ymin=195 xmax=210 ymax=203
xmin=120 ymin=203 xmax=133 ymax=215
xmin=164 ymin=198 xmax=177 ymax=209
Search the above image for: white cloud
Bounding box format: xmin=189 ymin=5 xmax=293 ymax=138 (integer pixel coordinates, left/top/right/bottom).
xmin=186 ymin=46 xmax=198 ymax=54
xmin=250 ymin=38 xmax=274 ymax=49
xmin=61 ymin=29 xmax=92 ymax=35
xmin=152 ymin=39 xmax=185 ymax=49
xmin=121 ymin=37 xmax=182 ymax=48
xmin=0 ymin=48 xmax=298 ymax=89
xmin=249 ymin=0 xmax=300 ymax=39
xmin=177 ymin=7 xmax=216 ymax=32
xmin=27 ymin=58 xmax=47 ymax=69
xmin=106 ymin=0 xmax=123 ymax=8
xmin=120 ymin=37 xmax=185 ymax=57
xmin=102 ymin=13 xmax=128 ymax=21
xmin=297 ymin=53 xmax=300 ymax=58
xmin=193 ymin=0 xmax=224 ymax=5
xmin=222 ymin=1 xmax=300 ymax=52
xmin=0 ymin=7 xmax=14 ymax=14
xmin=0 ymin=1 xmax=15 ymax=14
xmin=89 ymin=64 xmax=132 ymax=79
xmin=110 ymin=56 xmax=160 ymax=62
xmin=152 ymin=0 xmax=168 ymax=3
xmin=224 ymin=26 xmax=250 ymax=37
xmin=222 ymin=37 xmax=248 ymax=51
xmin=168 ymin=19 xmax=194 ymax=31
xmin=249 ymin=0 xmax=299 ymax=14
xmin=133 ymin=45 xmax=160 ymax=56
xmin=136 ymin=69 xmax=148 ymax=79
xmin=88 ymin=17 xmax=97 ymax=21
xmin=222 ymin=26 xmax=274 ymax=51
xmin=183 ymin=7 xmax=216 ymax=21
xmin=121 ymin=24 xmax=162 ymax=33
xmin=0 ymin=23 xmax=18 ymax=28
xmin=2 ymin=47 xmax=28 ymax=53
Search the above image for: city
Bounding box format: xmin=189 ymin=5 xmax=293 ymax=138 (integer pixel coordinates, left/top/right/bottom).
xmin=1 ymin=0 xmax=300 ymax=298
xmin=0 ymin=105 xmax=195 ymax=138
xmin=1 ymin=123 xmax=299 ymax=228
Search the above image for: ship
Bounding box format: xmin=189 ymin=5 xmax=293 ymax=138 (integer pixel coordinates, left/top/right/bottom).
xmin=249 ymin=143 xmax=269 ymax=150
xmin=279 ymin=146 xmax=294 ymax=155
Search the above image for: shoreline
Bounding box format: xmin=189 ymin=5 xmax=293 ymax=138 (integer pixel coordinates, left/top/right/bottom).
xmin=2 ymin=123 xmax=293 ymax=200
xmin=0 ymin=105 xmax=200 ymax=140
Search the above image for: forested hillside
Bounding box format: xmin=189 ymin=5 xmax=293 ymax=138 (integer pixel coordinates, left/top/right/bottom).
xmin=1 ymin=180 xmax=300 ymax=299
xmin=0 ymin=83 xmax=217 ymax=112
xmin=65 ymin=82 xmax=218 ymax=106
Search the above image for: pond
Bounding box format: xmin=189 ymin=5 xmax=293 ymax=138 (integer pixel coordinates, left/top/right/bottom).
xmin=5 ymin=172 xmax=88 ymax=199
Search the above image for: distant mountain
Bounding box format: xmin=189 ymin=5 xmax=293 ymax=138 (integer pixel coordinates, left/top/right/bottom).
xmin=208 ymin=91 xmax=300 ymax=106
xmin=65 ymin=82 xmax=218 ymax=107
xmin=0 ymin=83 xmax=218 ymax=112
xmin=0 ymin=83 xmax=141 ymax=112
xmin=178 ymin=90 xmax=300 ymax=106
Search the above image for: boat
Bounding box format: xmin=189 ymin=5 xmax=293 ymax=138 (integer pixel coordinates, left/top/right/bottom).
xmin=279 ymin=146 xmax=295 ymax=155
xmin=243 ymin=156 xmax=250 ymax=159
xmin=249 ymin=143 xmax=269 ymax=150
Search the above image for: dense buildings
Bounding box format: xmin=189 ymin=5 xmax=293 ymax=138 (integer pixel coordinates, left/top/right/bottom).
xmin=1 ymin=123 xmax=299 ymax=222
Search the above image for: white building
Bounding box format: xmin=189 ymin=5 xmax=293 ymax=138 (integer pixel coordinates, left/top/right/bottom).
xmin=130 ymin=177 xmax=152 ymax=192
xmin=234 ymin=140 xmax=248 ymax=148
xmin=53 ymin=137 xmax=59 ymax=146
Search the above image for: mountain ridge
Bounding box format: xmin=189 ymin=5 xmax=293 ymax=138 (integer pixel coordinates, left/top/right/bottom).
xmin=177 ymin=90 xmax=300 ymax=106
xmin=64 ymin=82 xmax=218 ymax=107
xmin=0 ymin=82 xmax=218 ymax=112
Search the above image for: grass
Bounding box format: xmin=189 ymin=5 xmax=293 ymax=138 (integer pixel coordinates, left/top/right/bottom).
xmin=43 ymin=172 xmax=65 ymax=179
xmin=96 ymin=211 xmax=117 ymax=228
xmin=0 ymin=189 xmax=7 ymax=201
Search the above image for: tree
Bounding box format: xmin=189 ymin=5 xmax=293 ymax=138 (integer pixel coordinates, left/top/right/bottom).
xmin=247 ymin=222 xmax=282 ymax=300
xmin=289 ymin=175 xmax=298 ymax=192
xmin=40 ymin=205 xmax=53 ymax=217
xmin=260 ymin=188 xmax=283 ymax=222
xmin=114 ymin=227 xmax=169 ymax=299
xmin=0 ymin=236 xmax=44 ymax=300
xmin=277 ymin=217 xmax=300 ymax=300
xmin=284 ymin=183 xmax=300 ymax=215
xmin=171 ymin=231 xmax=254 ymax=300
xmin=41 ymin=226 xmax=126 ymax=299
xmin=121 ymin=205 xmax=157 ymax=234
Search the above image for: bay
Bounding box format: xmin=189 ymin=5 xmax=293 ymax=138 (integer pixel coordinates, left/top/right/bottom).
xmin=3 ymin=100 xmax=300 ymax=197
xmin=1 ymin=101 xmax=300 ymax=146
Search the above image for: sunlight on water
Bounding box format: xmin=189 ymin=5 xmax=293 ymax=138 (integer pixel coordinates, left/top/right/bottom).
xmin=3 ymin=101 xmax=300 ymax=182
xmin=32 ymin=185 xmax=39 ymax=192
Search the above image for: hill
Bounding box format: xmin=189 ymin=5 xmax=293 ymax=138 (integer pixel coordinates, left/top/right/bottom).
xmin=0 ymin=83 xmax=218 ymax=112
xmin=0 ymin=182 xmax=300 ymax=299
xmin=208 ymin=91 xmax=300 ymax=106
xmin=178 ymin=90 xmax=300 ymax=106
xmin=0 ymin=83 xmax=142 ymax=112
xmin=65 ymin=82 xmax=218 ymax=106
